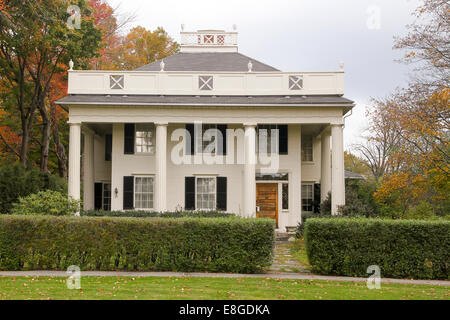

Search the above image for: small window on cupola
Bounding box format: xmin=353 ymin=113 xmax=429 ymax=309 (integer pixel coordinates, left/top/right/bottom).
xmin=204 ymin=35 xmax=214 ymax=44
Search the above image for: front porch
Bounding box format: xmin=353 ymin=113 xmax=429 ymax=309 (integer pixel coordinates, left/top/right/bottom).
xmin=68 ymin=119 xmax=346 ymax=231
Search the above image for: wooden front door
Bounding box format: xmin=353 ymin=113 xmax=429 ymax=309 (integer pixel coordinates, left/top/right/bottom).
xmin=256 ymin=183 xmax=278 ymax=227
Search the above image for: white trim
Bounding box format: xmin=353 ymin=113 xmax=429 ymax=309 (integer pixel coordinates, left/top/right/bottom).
xmin=133 ymin=175 xmax=155 ymax=211
xmin=195 ymin=176 xmax=217 ymax=211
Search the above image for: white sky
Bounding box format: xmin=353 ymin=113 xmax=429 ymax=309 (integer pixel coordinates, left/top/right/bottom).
xmin=107 ymin=0 xmax=420 ymax=149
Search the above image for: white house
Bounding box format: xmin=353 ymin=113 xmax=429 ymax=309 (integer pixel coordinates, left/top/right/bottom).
xmin=57 ymin=28 xmax=354 ymax=231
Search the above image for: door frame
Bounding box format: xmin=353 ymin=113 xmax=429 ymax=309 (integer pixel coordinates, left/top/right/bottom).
xmin=256 ymin=182 xmax=279 ymax=228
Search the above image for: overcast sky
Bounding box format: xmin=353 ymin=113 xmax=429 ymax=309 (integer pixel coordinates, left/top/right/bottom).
xmin=107 ymin=0 xmax=420 ymax=149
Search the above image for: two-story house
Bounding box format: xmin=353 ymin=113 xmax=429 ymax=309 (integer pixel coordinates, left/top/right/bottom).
xmin=57 ymin=28 xmax=354 ymax=231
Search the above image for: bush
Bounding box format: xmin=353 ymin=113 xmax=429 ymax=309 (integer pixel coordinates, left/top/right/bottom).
xmin=405 ymin=202 xmax=436 ymax=220
xmin=11 ymin=190 xmax=80 ymax=216
xmin=0 ymin=163 xmax=66 ymax=213
xmin=305 ymin=218 xmax=450 ymax=280
xmin=81 ymin=210 xmax=236 ymax=218
xmin=0 ymin=215 xmax=275 ymax=273
xmin=295 ymin=212 xmax=332 ymax=239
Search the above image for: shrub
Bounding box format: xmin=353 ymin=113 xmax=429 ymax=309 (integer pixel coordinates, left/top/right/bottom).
xmin=295 ymin=212 xmax=332 ymax=239
xmin=81 ymin=210 xmax=236 ymax=218
xmin=0 ymin=215 xmax=275 ymax=273
xmin=0 ymin=163 xmax=66 ymax=213
xmin=405 ymin=202 xmax=436 ymax=220
xmin=305 ymin=218 xmax=450 ymax=280
xmin=11 ymin=190 xmax=80 ymax=216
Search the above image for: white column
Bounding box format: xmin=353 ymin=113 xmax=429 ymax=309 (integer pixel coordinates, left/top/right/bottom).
xmin=83 ymin=130 xmax=95 ymax=211
xmin=155 ymin=122 xmax=168 ymax=212
xmin=243 ymin=123 xmax=257 ymax=218
xmin=68 ymin=123 xmax=81 ymax=216
xmin=331 ymin=124 xmax=345 ymax=215
xmin=321 ymin=128 xmax=332 ymax=202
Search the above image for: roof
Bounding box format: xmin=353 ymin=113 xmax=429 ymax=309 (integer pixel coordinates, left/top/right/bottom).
xmin=57 ymin=94 xmax=354 ymax=106
xmin=345 ymin=171 xmax=367 ymax=180
xmin=135 ymin=52 xmax=280 ymax=72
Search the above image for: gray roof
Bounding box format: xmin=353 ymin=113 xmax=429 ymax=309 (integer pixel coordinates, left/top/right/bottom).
xmin=135 ymin=52 xmax=280 ymax=72
xmin=57 ymin=94 xmax=354 ymax=106
xmin=345 ymin=171 xmax=367 ymax=180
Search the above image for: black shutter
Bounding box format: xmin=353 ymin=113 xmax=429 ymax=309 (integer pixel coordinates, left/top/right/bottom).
xmin=217 ymin=177 xmax=227 ymax=211
xmin=123 ymin=176 xmax=134 ymax=210
xmin=124 ymin=124 xmax=135 ymax=155
xmin=279 ymin=125 xmax=288 ymax=155
xmin=185 ymin=177 xmax=196 ymax=210
xmin=217 ymin=125 xmax=227 ymax=155
xmin=185 ymin=124 xmax=195 ymax=156
xmin=313 ymin=183 xmax=321 ymax=213
xmin=105 ymin=134 xmax=112 ymax=161
xmin=94 ymin=183 xmax=103 ymax=210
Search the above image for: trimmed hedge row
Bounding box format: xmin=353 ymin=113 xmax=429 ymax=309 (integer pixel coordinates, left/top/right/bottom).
xmin=305 ymin=218 xmax=450 ymax=280
xmin=81 ymin=210 xmax=235 ymax=218
xmin=0 ymin=215 xmax=275 ymax=273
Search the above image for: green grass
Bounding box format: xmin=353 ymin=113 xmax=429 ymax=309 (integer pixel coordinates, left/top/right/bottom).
xmin=0 ymin=276 xmax=448 ymax=300
xmin=291 ymin=238 xmax=310 ymax=269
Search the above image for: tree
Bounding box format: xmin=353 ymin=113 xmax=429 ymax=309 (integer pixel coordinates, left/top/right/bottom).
xmin=367 ymin=0 xmax=449 ymax=216
xmin=0 ymin=0 xmax=102 ymax=170
xmin=111 ymin=26 xmax=179 ymax=70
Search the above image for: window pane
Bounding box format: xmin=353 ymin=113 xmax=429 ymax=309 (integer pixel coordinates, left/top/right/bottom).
xmin=301 ymin=184 xmax=314 ymax=212
xmin=134 ymin=177 xmax=154 ymax=209
xmin=135 ymin=124 xmax=155 ymax=154
xmin=282 ymin=184 xmax=289 ymax=210
xmin=196 ymin=178 xmax=216 ymax=210
xmin=302 ymin=135 xmax=313 ymax=161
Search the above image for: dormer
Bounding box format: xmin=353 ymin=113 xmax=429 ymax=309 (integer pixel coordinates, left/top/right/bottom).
xmin=180 ymin=27 xmax=238 ymax=53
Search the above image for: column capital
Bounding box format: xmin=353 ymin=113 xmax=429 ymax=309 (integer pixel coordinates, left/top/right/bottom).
xmin=243 ymin=122 xmax=257 ymax=128
xmin=68 ymin=122 xmax=82 ymax=127
xmin=155 ymin=121 xmax=169 ymax=126
xmin=330 ymin=123 xmax=344 ymax=128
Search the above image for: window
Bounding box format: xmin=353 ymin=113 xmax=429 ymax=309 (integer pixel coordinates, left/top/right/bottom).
xmin=302 ymin=135 xmax=313 ymax=162
xmin=105 ymin=134 xmax=112 ymax=161
xmin=135 ymin=177 xmax=154 ymax=209
xmin=103 ymin=183 xmax=111 ymax=211
xmin=196 ymin=177 xmax=216 ymax=210
xmin=302 ymin=184 xmax=314 ymax=213
xmin=257 ymin=125 xmax=279 ymax=154
xmin=256 ymin=173 xmax=289 ymax=181
xmin=196 ymin=124 xmax=218 ymax=154
xmin=282 ymin=183 xmax=289 ymax=210
xmin=135 ymin=124 xmax=155 ymax=154
xmin=199 ymin=76 xmax=213 ymax=90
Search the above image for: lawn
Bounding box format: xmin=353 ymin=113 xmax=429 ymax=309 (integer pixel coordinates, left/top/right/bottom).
xmin=0 ymin=276 xmax=448 ymax=300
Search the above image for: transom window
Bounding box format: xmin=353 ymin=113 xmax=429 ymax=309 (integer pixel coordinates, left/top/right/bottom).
xmin=196 ymin=124 xmax=218 ymax=154
xmin=199 ymin=76 xmax=213 ymax=90
xmin=196 ymin=177 xmax=216 ymax=210
xmin=302 ymin=135 xmax=313 ymax=162
xmin=257 ymin=125 xmax=279 ymax=154
xmin=302 ymin=184 xmax=314 ymax=213
xmin=135 ymin=177 xmax=154 ymax=210
xmin=136 ymin=124 xmax=155 ymax=154
xmin=289 ymin=75 xmax=303 ymax=90
xmin=110 ymin=75 xmax=124 ymax=89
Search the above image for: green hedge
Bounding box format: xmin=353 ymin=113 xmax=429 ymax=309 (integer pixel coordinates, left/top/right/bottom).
xmin=0 ymin=215 xmax=275 ymax=273
xmin=81 ymin=210 xmax=235 ymax=218
xmin=305 ymin=218 xmax=450 ymax=280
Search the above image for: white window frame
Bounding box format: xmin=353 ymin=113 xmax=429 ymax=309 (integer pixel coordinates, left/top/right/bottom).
xmin=301 ymin=183 xmax=314 ymax=213
xmin=195 ymin=176 xmax=217 ymax=211
xmin=135 ymin=123 xmax=155 ymax=155
xmin=134 ymin=176 xmax=155 ymax=210
xmin=103 ymin=182 xmax=112 ymax=211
